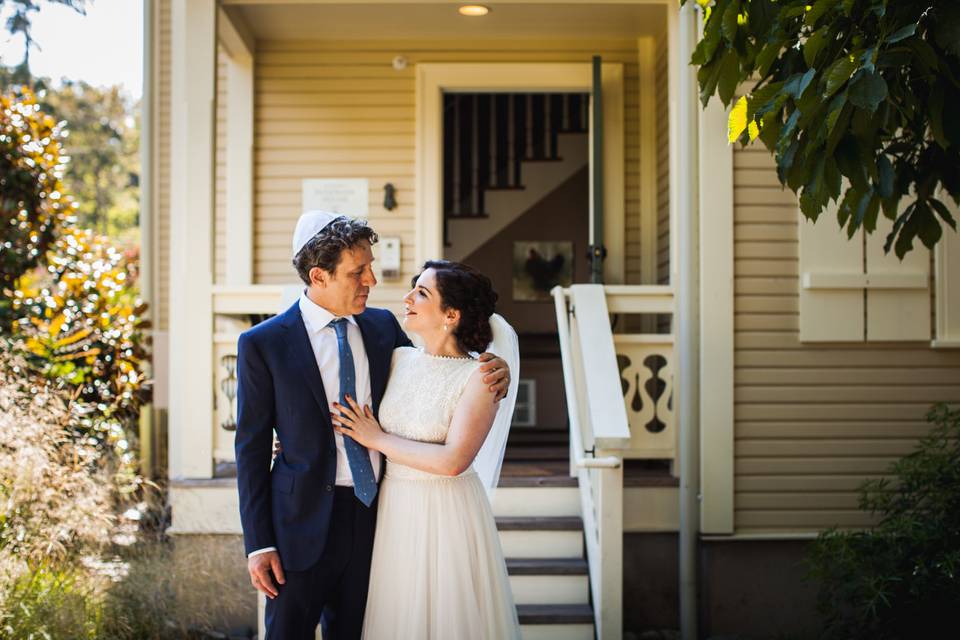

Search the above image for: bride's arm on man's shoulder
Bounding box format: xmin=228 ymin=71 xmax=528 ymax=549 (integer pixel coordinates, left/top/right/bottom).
xmin=332 ymin=368 xmax=497 ymax=477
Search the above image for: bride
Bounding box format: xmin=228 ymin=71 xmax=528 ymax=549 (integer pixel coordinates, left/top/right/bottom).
xmin=330 ymin=259 xmax=522 ymax=640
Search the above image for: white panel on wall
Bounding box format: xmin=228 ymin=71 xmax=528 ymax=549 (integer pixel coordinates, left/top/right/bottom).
xmin=798 ymin=206 xmax=864 ymax=342
xmin=865 ymin=215 xmax=931 ymax=341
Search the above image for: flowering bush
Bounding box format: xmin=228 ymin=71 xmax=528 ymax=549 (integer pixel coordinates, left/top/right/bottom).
xmin=0 ymin=88 xmax=76 ymax=325
xmin=13 ymin=227 xmax=151 ymax=427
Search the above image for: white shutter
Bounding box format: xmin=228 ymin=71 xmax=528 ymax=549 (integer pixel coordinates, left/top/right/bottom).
xmin=865 ymin=215 xmax=930 ymax=341
xmin=799 ymin=206 xmax=865 ymax=342
xmin=934 ymin=199 xmax=960 ymax=347
xmin=799 ymin=203 xmax=931 ymax=343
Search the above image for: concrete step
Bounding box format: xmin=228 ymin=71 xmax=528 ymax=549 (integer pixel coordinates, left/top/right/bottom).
xmin=491 ymin=485 xmax=580 ymax=517
xmin=497 ymin=516 xmax=583 ymax=559
xmin=518 ymin=604 xmax=594 ymax=640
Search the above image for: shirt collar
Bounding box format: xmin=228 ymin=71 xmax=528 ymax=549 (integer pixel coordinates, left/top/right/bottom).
xmin=298 ymin=291 xmax=358 ymax=334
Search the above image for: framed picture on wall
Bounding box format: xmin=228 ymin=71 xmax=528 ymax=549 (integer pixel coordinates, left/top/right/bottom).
xmin=513 ymin=241 xmax=573 ymax=301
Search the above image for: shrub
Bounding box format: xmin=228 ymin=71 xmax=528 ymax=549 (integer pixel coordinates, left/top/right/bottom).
xmin=0 ymin=344 xmax=114 ymax=568
xmin=806 ymin=403 xmax=960 ymax=639
xmin=0 ymin=563 xmax=104 ymax=640
xmin=12 ymin=227 xmax=151 ymax=434
xmin=0 ymin=88 xmax=76 ymax=326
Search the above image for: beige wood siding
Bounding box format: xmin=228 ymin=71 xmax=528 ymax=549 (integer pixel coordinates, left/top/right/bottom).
xmin=254 ymin=39 xmax=645 ymax=285
xmin=733 ymin=143 xmax=960 ymax=533
xmin=215 ymin=47 xmax=227 ymax=284
xmin=655 ymin=38 xmax=670 ymax=286
xmin=155 ymin=0 xmax=170 ymax=330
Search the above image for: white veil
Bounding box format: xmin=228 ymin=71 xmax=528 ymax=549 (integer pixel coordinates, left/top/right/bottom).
xmin=473 ymin=313 xmax=520 ymax=498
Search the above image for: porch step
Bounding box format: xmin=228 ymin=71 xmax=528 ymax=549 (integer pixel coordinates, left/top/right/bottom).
xmin=507 ymin=427 xmax=569 ymax=445
xmin=518 ymin=603 xmax=594 ymax=624
xmin=500 ymin=460 xmax=571 ymax=479
xmin=510 ymin=569 xmax=589 ymax=605
xmin=519 ymin=604 xmax=595 ymax=640
xmin=504 ymin=446 xmax=569 ymax=461
xmin=507 ymin=557 xmax=587 ymax=575
xmin=492 ymin=486 xmax=580 ymax=517
xmin=497 ymin=516 xmax=582 ymax=530
xmin=496 ymin=516 xmax=583 ymax=560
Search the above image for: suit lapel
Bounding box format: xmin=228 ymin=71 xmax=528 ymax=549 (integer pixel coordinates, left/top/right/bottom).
xmin=278 ymin=302 xmax=331 ymax=419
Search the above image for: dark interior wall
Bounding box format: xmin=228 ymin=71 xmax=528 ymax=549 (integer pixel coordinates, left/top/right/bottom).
xmin=459 ymin=166 xmax=590 ymax=335
xmin=453 ymin=166 xmax=589 ymax=428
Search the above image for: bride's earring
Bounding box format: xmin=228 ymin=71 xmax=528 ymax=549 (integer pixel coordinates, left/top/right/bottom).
xmin=443 ymin=323 xmax=449 ymax=332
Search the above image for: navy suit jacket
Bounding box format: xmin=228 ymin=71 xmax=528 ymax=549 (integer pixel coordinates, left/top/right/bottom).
xmin=235 ymin=300 xmax=412 ymax=572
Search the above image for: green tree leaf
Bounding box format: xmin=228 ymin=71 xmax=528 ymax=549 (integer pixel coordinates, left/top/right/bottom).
xmin=804 ymin=29 xmax=829 ymax=68
xmin=824 ymin=55 xmax=858 ymax=97
xmin=848 ymin=70 xmax=888 ymax=112
xmin=886 ymin=23 xmax=917 ymax=45
xmin=805 ymin=0 xmax=841 ymax=27
xmin=929 ymin=198 xmax=958 ymax=231
xmin=721 ymin=0 xmax=741 ymax=44
xmin=716 ymin=48 xmax=741 ymax=105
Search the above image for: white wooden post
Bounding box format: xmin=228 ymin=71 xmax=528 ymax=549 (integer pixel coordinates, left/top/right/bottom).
xmin=595 ymin=449 xmax=624 ymax=640
xmin=219 ymin=7 xmax=255 ymax=286
xmin=169 ymin=0 xmax=216 ymax=479
xmin=697 ymin=87 xmax=734 ymax=534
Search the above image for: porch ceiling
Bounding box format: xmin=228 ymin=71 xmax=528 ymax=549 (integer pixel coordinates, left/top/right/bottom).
xmin=224 ymin=2 xmax=666 ymax=41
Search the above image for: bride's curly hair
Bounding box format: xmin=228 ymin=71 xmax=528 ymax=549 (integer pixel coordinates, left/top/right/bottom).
xmin=415 ymin=260 xmax=498 ymax=353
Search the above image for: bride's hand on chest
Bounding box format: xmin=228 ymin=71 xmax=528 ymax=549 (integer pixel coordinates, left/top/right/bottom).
xmin=331 ymin=394 xmax=385 ymax=449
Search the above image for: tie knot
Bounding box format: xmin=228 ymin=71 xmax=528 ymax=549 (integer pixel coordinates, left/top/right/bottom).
xmin=330 ymin=317 xmax=349 ymax=337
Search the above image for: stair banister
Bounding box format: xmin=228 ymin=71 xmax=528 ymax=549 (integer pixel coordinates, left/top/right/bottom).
xmin=552 ymin=284 xmax=630 ymax=640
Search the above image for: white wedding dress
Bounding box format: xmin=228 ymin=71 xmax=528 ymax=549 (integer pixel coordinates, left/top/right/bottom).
xmin=361 ymin=346 xmax=521 ymax=640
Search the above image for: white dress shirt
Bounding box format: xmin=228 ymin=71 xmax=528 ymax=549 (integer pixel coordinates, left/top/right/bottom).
xmin=297 ymin=292 xmax=382 ymax=486
xmin=248 ymin=292 xmax=383 ymax=559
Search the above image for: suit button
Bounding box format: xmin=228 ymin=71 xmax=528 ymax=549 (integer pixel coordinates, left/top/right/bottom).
xmin=325 ymin=484 xmax=333 ymax=492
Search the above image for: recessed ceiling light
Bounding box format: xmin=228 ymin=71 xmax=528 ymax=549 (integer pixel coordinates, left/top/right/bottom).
xmin=459 ymin=4 xmax=491 ymax=17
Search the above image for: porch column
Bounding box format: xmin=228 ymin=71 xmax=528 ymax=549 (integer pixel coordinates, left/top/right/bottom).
xmin=219 ymin=7 xmax=255 ymax=285
xmin=169 ymin=0 xmax=216 ymax=479
xmin=698 ymin=82 xmax=734 ymax=533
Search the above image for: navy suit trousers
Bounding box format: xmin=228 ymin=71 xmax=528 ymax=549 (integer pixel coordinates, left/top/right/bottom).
xmin=264 ymin=487 xmax=378 ymax=640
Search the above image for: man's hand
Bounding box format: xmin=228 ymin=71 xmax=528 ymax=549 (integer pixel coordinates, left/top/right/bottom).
xmin=478 ymin=353 xmax=510 ymax=401
xmin=248 ymin=550 xmax=286 ymax=599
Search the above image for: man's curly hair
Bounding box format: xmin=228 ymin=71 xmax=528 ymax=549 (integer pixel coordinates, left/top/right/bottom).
xmin=292 ymin=216 xmax=379 ymax=285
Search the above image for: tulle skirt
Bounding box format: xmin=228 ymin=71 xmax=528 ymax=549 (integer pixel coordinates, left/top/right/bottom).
xmin=361 ymin=462 xmax=521 ymax=640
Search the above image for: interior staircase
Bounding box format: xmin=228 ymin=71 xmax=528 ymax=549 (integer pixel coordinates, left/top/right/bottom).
xmin=494 ymin=427 xmax=594 ymax=640
xmin=442 ymin=92 xmax=589 ymax=262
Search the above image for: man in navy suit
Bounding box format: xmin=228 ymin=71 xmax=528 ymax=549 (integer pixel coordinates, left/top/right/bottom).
xmin=235 ymin=212 xmax=510 ymax=640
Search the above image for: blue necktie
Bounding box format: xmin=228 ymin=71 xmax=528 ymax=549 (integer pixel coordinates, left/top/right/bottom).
xmin=330 ymin=318 xmax=377 ymax=507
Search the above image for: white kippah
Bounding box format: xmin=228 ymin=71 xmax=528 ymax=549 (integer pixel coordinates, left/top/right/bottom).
xmin=292 ymin=210 xmax=339 ymax=258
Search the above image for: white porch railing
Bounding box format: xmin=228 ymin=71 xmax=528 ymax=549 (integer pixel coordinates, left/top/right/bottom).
xmin=552 ymin=283 xmax=676 ymax=640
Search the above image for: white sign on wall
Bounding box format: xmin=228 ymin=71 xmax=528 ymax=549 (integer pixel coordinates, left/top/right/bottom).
xmin=302 ymin=178 xmax=369 ymax=217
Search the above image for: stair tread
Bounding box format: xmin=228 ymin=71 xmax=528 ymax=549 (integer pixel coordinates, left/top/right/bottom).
xmin=517 ymin=604 xmax=594 ymax=625
xmin=504 ymin=446 xmax=568 ymax=460
xmin=506 ymin=557 xmax=587 ymax=575
xmin=498 ymin=475 xmax=577 ymax=488
xmin=496 ymin=516 xmax=582 ymax=531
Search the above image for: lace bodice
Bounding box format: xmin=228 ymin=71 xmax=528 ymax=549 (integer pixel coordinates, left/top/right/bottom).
xmin=378 ymin=346 xmax=481 ymax=445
